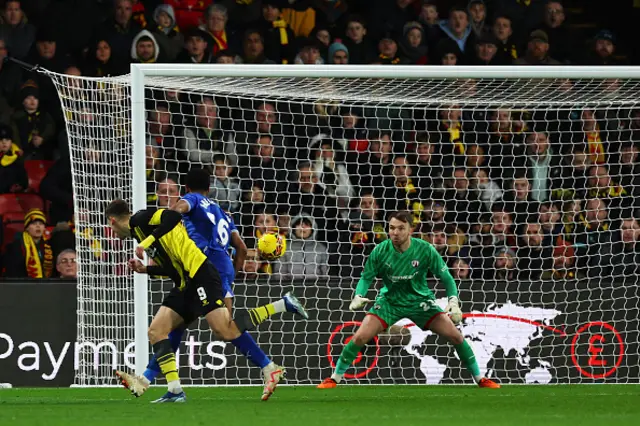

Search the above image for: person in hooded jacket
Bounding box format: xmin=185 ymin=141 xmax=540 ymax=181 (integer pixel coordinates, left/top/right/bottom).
xmin=274 ymin=214 xmax=329 ymax=279
xmin=130 ymin=29 xmax=161 ymax=63
xmin=151 ymin=4 xmax=183 ymax=62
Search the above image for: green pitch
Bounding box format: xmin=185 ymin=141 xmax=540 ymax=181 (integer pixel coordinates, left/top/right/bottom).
xmin=1 ymin=385 xmax=639 ymax=426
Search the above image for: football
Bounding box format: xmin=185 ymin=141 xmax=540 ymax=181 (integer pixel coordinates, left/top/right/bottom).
xmin=257 ymin=233 xmax=287 ymax=260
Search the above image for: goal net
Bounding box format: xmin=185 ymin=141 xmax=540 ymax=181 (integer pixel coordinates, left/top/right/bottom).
xmin=46 ymin=65 xmax=639 ymax=386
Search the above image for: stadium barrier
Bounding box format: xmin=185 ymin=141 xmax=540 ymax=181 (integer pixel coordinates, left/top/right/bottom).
xmin=0 ymin=279 xmax=636 ymax=387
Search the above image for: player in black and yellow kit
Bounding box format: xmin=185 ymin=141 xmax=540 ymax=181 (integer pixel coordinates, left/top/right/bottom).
xmin=105 ymin=199 xmax=290 ymax=403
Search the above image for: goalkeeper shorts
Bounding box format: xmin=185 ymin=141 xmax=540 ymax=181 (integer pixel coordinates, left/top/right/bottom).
xmin=367 ymin=297 xmax=444 ymax=331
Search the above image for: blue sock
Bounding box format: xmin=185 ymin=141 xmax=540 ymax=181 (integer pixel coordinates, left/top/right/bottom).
xmin=231 ymin=331 xmax=271 ymax=368
xmin=143 ymin=327 xmax=185 ymax=383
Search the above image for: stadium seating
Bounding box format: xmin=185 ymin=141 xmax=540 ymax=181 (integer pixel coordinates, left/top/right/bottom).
xmin=25 ymin=160 xmax=54 ymax=193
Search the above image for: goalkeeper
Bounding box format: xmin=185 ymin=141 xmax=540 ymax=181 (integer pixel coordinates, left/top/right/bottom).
xmin=318 ymin=211 xmax=500 ymax=389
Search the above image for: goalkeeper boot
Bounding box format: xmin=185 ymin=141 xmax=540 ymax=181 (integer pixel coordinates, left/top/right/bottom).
xmin=115 ymin=370 xmax=149 ymax=397
xmin=283 ymin=291 xmax=309 ymax=319
xmin=317 ymin=378 xmax=338 ymax=389
xmin=261 ymin=363 xmax=286 ymax=401
xmin=151 ymin=391 xmax=187 ymax=403
xmin=478 ymin=378 xmax=501 ymax=389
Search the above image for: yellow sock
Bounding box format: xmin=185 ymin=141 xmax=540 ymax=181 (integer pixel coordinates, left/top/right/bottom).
xmin=157 ymin=352 xmax=180 ymax=383
xmin=248 ymin=304 xmax=277 ymax=327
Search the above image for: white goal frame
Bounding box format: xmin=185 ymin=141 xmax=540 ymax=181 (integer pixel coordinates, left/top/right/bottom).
xmin=129 ymin=64 xmax=640 ymax=377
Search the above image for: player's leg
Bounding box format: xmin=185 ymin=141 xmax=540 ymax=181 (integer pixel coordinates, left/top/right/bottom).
xmin=427 ymin=313 xmax=500 ymax=388
xmin=141 ymin=325 xmax=186 ymax=385
xmin=318 ymin=306 xmax=389 ymax=389
xmin=237 ymin=291 xmax=309 ymax=330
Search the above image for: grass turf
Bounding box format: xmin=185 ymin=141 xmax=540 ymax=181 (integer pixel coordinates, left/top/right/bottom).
xmin=1 ymin=385 xmax=639 ymax=426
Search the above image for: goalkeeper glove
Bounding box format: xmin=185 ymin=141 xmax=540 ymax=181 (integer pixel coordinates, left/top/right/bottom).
xmin=446 ymin=296 xmax=463 ymax=325
xmin=349 ymin=295 xmax=372 ymax=311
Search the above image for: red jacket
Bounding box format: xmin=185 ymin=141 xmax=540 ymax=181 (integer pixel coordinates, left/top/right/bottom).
xmin=164 ymin=0 xmax=212 ymax=29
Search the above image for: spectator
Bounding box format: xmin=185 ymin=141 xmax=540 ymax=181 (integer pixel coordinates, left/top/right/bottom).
xmin=0 ymin=36 xmax=22 ymax=121
xmin=328 ymin=40 xmax=349 ymax=64
xmin=83 ymin=39 xmax=126 ymax=77
xmin=209 ymin=154 xmax=241 ymax=213
xmin=260 ymin=0 xmax=296 ymax=64
xmin=516 ymin=222 xmax=553 ymax=280
xmin=280 ymin=0 xmax=317 ymax=38
xmin=490 ymin=246 xmax=517 ymax=280
xmin=0 ymin=0 xmax=35 ymax=60
xmin=244 ymin=209 xmax=278 ymax=248
xmin=470 ymin=167 xmax=502 ymax=211
xmin=0 ymin=123 xmax=27 ymax=194
xmin=586 ymin=165 xmax=629 ymax=218
xmin=538 ymin=0 xmax=573 ymax=63
xmin=486 ymin=108 xmax=526 ymax=184
xmin=238 ymin=29 xmax=276 ymax=64
xmin=382 ymin=155 xmax=423 ymax=222
xmin=48 ymin=220 xmax=75 ymax=260
xmin=310 ymin=24 xmax=331 ymax=61
xmin=610 ymin=141 xmax=640 ymax=205
xmin=541 ymin=238 xmax=579 ymax=280
xmin=238 ymin=134 xmax=287 ymax=204
xmin=467 ymin=0 xmax=488 ymax=38
xmin=156 ymin=177 xmax=180 ymax=208
xmin=151 ymin=4 xmax=183 ymax=62
xmin=165 ymin=0 xmax=212 ymax=30
xmin=492 ymin=14 xmax=518 ymax=64
xmin=274 ymin=214 xmax=329 ymax=279
xmin=421 ymin=222 xmax=448 ymax=258
xmin=437 ymin=38 xmax=462 ymax=64
xmin=493 ymin=0 xmax=545 ymax=35
xmin=470 ymin=33 xmax=501 ymax=65
xmin=525 ymin=130 xmax=562 ymax=203
xmin=56 ymin=249 xmax=77 ymax=279
xmin=11 ymin=80 xmax=56 ymax=160
xmin=611 ymin=217 xmax=640 ymax=277
xmin=146 ymin=101 xmax=178 ymax=171
xmin=503 ymin=175 xmax=540 ymax=226
xmin=553 ymin=144 xmax=591 ymax=201
xmin=466 ymin=143 xmax=487 ymax=168
xmin=295 ymin=37 xmax=324 ymax=64
xmin=373 ymin=31 xmax=404 ymax=64
xmin=413 ymin=132 xmax=443 ymax=197
xmin=310 ymin=138 xmax=353 ymax=208
xmin=433 ymin=104 xmax=466 ymax=167
xmin=570 ymin=108 xmax=607 ymax=165
xmin=574 ymin=197 xmax=615 ymax=278
xmin=200 ymin=3 xmax=237 ymax=58
xmin=369 ymin=0 xmax=416 ymax=41
xmin=581 ymin=30 xmax=618 ymax=65
xmin=40 ymin=157 xmax=73 ymax=223
xmin=240 ymin=247 xmax=272 ymax=279
xmin=449 ymin=257 xmax=471 ymax=280
xmin=145 ymin=144 xmax=163 ymax=205
xmin=538 ymin=201 xmax=563 ymax=245
xmin=514 ymin=30 xmax=561 ymax=65
xmin=399 ymin=21 xmax=428 ymax=64
xmin=177 ymin=27 xmax=214 ymax=63
xmin=443 ymin=167 xmax=484 ymax=233
xmin=342 ymin=15 xmax=376 ymax=65
xmin=352 ymin=130 xmax=393 ymax=191
xmin=130 ymin=30 xmax=161 ymax=63
xmin=96 ymin=0 xmax=142 ymax=63
xmin=437 ymin=5 xmax=475 ymax=59
xmin=215 ymin=49 xmax=236 ymax=63
xmin=3 ymin=209 xmax=53 ymax=279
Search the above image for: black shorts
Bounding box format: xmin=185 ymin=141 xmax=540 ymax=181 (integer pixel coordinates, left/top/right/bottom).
xmin=161 ymin=261 xmax=226 ymax=326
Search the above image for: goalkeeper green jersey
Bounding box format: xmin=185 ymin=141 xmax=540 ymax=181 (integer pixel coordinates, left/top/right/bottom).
xmin=355 ymin=238 xmax=458 ymax=306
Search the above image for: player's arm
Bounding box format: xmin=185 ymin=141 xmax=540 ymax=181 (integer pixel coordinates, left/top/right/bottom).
xmin=230 ymin=230 xmax=247 ymax=273
xmin=128 ymin=258 xmax=167 ymax=276
xmin=425 ymin=243 xmax=462 ymax=324
xmin=171 ymin=199 xmax=192 ymax=215
xmin=350 ymin=248 xmax=379 ymax=310
xmin=137 ymin=209 xmax=183 ymax=250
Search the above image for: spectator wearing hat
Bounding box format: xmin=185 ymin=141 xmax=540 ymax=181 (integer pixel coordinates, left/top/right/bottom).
xmin=294 ymin=37 xmax=324 ymax=64
xmin=514 ymin=29 xmax=560 ymax=65
xmin=0 ymin=123 xmax=27 ymax=194
xmin=259 ymin=0 xmax=296 ymax=64
xmin=151 ymin=4 xmax=183 ymax=62
xmin=309 ymin=24 xmax=332 ymax=61
xmin=3 ymin=208 xmax=53 ymax=279
xmin=0 ymin=0 xmax=35 ymax=60
xmin=470 ymin=33 xmax=503 ymax=65
xmin=436 ymin=5 xmax=475 ymax=59
xmin=581 ymin=30 xmax=619 ymax=65
xmin=437 ymin=38 xmax=462 ymax=65
xmin=328 ymin=40 xmax=349 ymax=64
xmin=399 ymin=21 xmax=428 ymax=64
xmin=538 ymin=0 xmax=573 ymax=63
xmin=176 ymin=27 xmax=214 ymax=63
xmin=492 ymin=15 xmax=518 ymax=64
xmin=10 ymin=80 xmax=56 ymax=160
xmin=342 ymin=14 xmax=376 ymax=65
xmin=373 ymin=31 xmax=403 ymax=64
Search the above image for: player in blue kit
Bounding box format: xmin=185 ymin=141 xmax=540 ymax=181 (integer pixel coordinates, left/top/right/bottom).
xmin=116 ymin=168 xmax=308 ymax=402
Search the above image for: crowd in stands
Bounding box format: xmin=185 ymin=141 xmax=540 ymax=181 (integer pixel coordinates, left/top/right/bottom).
xmin=0 ymin=0 xmax=638 ymax=281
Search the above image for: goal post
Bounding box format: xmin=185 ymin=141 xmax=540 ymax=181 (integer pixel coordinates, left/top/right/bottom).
xmin=45 ymin=64 xmax=640 ymax=386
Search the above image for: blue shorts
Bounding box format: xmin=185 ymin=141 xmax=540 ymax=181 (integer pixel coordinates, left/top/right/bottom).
xmin=220 ymin=271 xmax=234 ymax=299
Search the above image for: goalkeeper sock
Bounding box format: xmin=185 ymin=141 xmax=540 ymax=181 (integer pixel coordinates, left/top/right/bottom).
xmin=153 ymin=339 xmax=182 ymax=393
xmin=231 ymin=331 xmax=271 ymax=369
xmin=144 ymin=327 xmax=185 ymax=383
xmin=454 ymin=339 xmax=482 ymax=383
xmin=332 ymin=340 xmax=362 ymax=383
